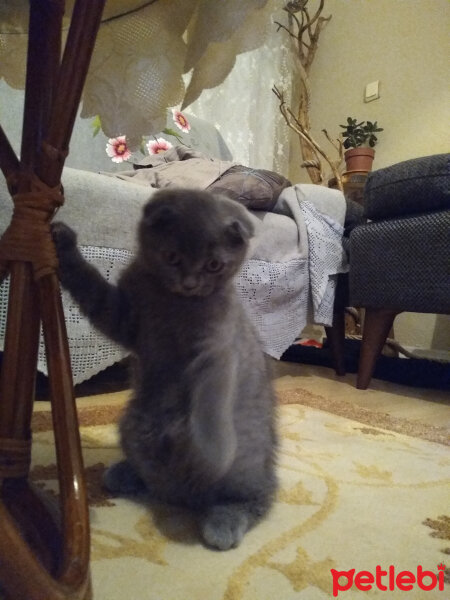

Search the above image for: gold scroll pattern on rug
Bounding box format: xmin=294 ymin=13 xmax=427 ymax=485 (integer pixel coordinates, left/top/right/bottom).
xmin=29 ymin=401 xmax=450 ymax=599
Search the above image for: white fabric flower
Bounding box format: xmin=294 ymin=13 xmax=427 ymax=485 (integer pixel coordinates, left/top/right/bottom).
xmin=105 ymin=136 xmax=132 ymax=163
xmin=146 ymin=137 xmax=173 ymax=155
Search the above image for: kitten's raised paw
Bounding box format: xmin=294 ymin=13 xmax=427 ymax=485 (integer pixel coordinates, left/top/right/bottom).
xmin=200 ymin=505 xmax=249 ymax=551
xmin=51 ymin=221 xmax=77 ymax=251
xmin=103 ymin=460 xmax=146 ymax=495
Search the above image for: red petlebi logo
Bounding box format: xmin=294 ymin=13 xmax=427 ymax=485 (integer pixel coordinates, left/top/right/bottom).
xmin=331 ymin=563 xmax=446 ymax=597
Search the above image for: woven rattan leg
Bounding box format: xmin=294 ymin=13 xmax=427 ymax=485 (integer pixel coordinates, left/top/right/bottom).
xmin=0 ymin=1 xmax=105 ymax=597
xmin=0 ymin=501 xmax=91 ymax=600
xmin=357 ymin=308 xmax=398 ymax=389
xmin=0 ymin=276 xmax=93 ymax=599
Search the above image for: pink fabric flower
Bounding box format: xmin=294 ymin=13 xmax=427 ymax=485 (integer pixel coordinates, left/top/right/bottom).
xmin=106 ymin=136 xmax=131 ymax=163
xmin=172 ymin=109 xmax=191 ymax=133
xmin=146 ymin=137 xmax=173 ymax=155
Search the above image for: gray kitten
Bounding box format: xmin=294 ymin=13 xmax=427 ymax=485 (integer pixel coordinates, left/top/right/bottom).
xmin=52 ymin=188 xmax=278 ymax=551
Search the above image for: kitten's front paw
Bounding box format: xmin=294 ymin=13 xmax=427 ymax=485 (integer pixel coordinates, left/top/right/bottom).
xmin=51 ymin=221 xmax=77 ymax=252
xmin=103 ymin=460 xmax=146 ymax=495
xmin=200 ymin=505 xmax=249 ymax=551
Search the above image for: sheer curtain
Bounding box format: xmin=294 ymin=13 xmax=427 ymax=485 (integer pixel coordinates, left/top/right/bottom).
xmin=186 ymin=4 xmax=292 ymax=176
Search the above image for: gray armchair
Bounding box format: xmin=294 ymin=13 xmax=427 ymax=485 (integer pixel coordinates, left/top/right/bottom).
xmin=349 ymin=153 xmax=450 ymax=389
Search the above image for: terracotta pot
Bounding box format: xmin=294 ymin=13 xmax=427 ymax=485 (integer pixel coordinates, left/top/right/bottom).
xmin=344 ymin=147 xmax=375 ymax=172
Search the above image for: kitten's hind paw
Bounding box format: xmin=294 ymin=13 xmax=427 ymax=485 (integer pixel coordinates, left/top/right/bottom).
xmin=200 ymin=505 xmax=249 ymax=551
xmin=51 ymin=221 xmax=77 ymax=251
xmin=103 ymin=460 xmax=146 ymax=495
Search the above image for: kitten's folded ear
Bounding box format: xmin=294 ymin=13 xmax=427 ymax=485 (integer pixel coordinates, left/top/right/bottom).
xmin=225 ymin=212 xmax=255 ymax=245
xmin=143 ymin=201 xmax=177 ymax=230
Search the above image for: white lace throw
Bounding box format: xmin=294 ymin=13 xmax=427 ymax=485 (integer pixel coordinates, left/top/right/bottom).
xmin=273 ymin=184 xmax=349 ymax=326
xmin=241 ymin=185 xmax=349 ymax=359
xmin=0 ymin=248 xmax=133 ymax=385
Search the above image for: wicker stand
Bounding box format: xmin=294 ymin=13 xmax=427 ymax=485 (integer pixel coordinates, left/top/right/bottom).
xmin=0 ymin=2 xmax=105 ymax=598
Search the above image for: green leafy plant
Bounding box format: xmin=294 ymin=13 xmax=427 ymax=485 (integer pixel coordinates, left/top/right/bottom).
xmin=339 ymin=117 xmax=383 ymax=149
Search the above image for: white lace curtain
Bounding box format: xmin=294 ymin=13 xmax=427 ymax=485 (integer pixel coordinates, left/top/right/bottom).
xmin=0 ymin=0 xmax=292 ymax=174
xmin=187 ymin=21 xmax=292 ymax=175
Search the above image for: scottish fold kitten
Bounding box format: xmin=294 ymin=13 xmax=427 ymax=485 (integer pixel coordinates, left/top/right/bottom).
xmin=52 ymin=188 xmax=278 ymax=550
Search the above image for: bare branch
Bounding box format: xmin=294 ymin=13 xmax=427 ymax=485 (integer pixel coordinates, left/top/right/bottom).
xmin=286 ymin=5 xmax=304 ymax=36
xmin=290 ymin=9 xmax=306 ymax=59
xmin=306 ymin=15 xmax=332 ymax=70
xmin=274 ymin=21 xmax=298 ymax=42
xmin=322 ymin=129 xmax=344 ymax=173
xmin=309 ymin=0 xmax=326 ymax=30
xmin=273 ymin=86 xmax=343 ymax=190
xmin=288 ymin=10 xmax=303 ymax=38
xmin=300 ymin=5 xmax=312 ymax=37
xmin=322 ymin=128 xmax=343 ymax=157
xmin=275 ymin=2 xmax=342 ymax=189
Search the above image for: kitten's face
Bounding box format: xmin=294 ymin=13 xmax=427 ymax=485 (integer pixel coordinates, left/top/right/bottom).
xmin=138 ymin=190 xmax=254 ymax=297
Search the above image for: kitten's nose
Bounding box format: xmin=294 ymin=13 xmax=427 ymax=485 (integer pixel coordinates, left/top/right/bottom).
xmin=182 ymin=276 xmax=198 ymax=290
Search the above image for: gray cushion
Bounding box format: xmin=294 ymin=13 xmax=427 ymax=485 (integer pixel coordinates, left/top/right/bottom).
xmin=207 ymin=165 xmax=291 ymax=211
xmin=363 ymin=153 xmax=450 ymax=220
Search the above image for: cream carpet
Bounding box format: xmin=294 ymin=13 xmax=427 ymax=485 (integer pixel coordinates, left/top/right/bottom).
xmin=19 ymin=389 xmax=450 ymax=598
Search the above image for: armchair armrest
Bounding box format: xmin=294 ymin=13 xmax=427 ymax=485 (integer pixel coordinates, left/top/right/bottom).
xmin=363 ymin=153 xmax=449 ymax=220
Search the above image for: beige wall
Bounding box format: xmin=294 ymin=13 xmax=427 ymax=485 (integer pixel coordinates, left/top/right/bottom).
xmin=290 ymin=0 xmax=449 ymax=351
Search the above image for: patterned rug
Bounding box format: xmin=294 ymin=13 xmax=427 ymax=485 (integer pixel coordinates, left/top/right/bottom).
xmin=14 ymin=389 xmax=450 ymax=598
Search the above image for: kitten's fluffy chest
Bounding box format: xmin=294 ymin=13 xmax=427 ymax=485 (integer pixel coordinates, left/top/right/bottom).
xmin=125 ymin=267 xmax=238 ymax=364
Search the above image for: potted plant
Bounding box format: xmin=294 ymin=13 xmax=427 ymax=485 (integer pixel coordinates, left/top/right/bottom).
xmin=339 ymin=117 xmax=383 ymax=172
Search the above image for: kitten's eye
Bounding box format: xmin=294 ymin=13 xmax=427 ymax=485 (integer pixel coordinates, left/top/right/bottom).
xmin=165 ymin=251 xmax=181 ymax=266
xmin=205 ymin=259 xmax=223 ymax=273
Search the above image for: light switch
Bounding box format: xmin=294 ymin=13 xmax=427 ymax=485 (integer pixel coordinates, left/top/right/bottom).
xmin=365 ymin=80 xmax=380 ymax=102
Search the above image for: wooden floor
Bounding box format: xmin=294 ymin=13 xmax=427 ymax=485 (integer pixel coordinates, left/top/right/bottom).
xmin=271 ymin=359 xmax=450 ymax=429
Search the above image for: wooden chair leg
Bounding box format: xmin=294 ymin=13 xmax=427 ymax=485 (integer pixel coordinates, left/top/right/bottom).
xmin=325 ymin=308 xmax=346 ymax=376
xmin=357 ymin=308 xmax=398 ymax=389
